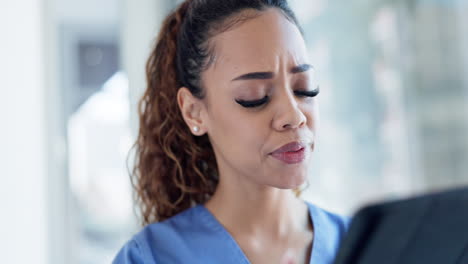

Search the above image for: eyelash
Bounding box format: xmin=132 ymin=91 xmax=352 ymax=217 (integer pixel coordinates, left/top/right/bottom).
xmin=235 ymin=87 xmax=320 ymax=108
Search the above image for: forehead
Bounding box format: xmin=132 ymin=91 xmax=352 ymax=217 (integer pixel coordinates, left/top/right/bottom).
xmin=207 ymin=8 xmax=308 ymax=78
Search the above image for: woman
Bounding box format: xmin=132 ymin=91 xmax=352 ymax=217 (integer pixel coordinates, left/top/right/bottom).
xmin=114 ymin=0 xmax=349 ymax=263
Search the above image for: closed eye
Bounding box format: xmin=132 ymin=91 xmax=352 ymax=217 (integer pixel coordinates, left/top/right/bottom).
xmin=235 ymin=86 xmax=319 ymax=108
xmin=294 ymin=86 xmax=320 ymax=98
xmin=235 ymin=96 xmax=269 ymax=108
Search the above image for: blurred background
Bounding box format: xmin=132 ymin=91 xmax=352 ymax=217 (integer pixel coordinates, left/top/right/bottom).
xmin=1 ymin=0 xmax=467 ymax=263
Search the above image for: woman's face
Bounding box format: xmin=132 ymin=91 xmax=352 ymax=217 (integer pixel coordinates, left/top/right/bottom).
xmin=199 ymin=8 xmax=319 ymax=189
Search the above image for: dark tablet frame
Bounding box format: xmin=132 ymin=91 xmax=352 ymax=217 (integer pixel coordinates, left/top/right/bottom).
xmin=333 ymin=187 xmax=468 ymax=264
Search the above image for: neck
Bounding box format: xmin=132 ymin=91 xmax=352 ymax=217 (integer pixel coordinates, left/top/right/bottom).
xmin=204 ymin=172 xmax=310 ymax=239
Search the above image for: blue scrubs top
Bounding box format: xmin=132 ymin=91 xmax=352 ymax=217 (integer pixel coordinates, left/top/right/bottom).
xmin=113 ymin=202 xmax=350 ymax=264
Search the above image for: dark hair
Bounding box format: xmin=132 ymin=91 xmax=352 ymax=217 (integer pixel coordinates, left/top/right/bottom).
xmin=133 ymin=0 xmax=302 ymax=225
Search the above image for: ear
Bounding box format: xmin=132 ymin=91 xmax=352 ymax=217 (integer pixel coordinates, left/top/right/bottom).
xmin=177 ymin=87 xmax=207 ymax=136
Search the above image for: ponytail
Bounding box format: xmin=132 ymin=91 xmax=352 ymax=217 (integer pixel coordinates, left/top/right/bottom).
xmin=132 ymin=1 xmax=218 ymax=225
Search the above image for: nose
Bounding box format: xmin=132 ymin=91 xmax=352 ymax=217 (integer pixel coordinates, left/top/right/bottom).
xmin=272 ymin=91 xmax=307 ymax=131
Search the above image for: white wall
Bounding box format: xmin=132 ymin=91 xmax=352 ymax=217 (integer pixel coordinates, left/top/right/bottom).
xmin=54 ymin=0 xmax=119 ymax=24
xmin=121 ymin=0 xmax=172 ymax=136
xmin=0 ymin=0 xmax=48 ymax=263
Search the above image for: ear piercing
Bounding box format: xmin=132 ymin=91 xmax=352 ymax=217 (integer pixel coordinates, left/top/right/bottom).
xmin=193 ymin=126 xmax=200 ymax=133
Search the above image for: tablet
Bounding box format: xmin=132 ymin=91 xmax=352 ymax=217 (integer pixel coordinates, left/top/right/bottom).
xmin=333 ymin=187 xmax=468 ymax=264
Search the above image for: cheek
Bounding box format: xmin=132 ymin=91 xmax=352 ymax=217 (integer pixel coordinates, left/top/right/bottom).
xmin=214 ymin=108 xmax=268 ymax=150
xmin=302 ymin=100 xmax=320 ymax=130
xmin=208 ymin=103 xmax=271 ymax=171
xmin=210 ymin=101 xmax=260 ymax=142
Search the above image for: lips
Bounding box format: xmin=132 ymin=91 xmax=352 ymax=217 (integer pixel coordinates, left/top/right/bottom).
xmin=271 ymin=142 xmax=306 ymax=154
xmin=270 ymin=141 xmax=308 ymax=164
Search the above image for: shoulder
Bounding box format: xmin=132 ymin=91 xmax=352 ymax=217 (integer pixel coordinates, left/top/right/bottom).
xmin=113 ymin=239 xmax=148 ymax=264
xmin=113 ymin=205 xmax=204 ymax=264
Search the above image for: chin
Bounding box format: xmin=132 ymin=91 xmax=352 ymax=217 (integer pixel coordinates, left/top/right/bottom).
xmin=274 ymin=173 xmax=307 ymax=190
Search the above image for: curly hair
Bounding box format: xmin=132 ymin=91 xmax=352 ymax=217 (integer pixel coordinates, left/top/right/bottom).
xmin=132 ymin=0 xmax=302 ymax=225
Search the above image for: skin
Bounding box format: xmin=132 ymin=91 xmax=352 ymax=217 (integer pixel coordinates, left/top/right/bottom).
xmin=177 ymin=8 xmax=319 ymax=264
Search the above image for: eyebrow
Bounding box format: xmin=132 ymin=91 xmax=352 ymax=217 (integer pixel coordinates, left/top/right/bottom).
xmin=231 ymin=64 xmax=313 ymax=81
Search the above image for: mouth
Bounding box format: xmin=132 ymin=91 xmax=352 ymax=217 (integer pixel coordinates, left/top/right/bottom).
xmin=270 ymin=141 xmax=308 ymax=164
